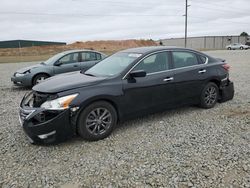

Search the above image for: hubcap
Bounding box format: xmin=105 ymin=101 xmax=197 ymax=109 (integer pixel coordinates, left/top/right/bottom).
xmin=86 ymin=108 xmax=112 ymax=135
xmin=36 ymin=76 xmax=46 ymax=84
xmin=204 ymin=86 xmax=217 ymax=105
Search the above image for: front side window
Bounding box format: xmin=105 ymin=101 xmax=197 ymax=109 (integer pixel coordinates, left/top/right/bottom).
xmin=58 ymin=53 xmax=79 ymax=65
xmin=172 ymin=51 xmax=199 ymax=68
xmin=133 ymin=52 xmax=170 ymax=74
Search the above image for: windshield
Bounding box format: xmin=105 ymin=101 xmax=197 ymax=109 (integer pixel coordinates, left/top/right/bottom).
xmin=85 ymin=52 xmax=142 ymax=77
xmin=43 ymin=53 xmax=65 ymax=65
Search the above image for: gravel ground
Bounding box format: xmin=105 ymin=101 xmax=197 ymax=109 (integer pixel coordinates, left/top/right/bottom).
xmin=0 ymin=50 xmax=250 ymax=188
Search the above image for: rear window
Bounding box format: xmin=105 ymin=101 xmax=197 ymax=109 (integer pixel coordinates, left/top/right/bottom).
xmin=81 ymin=52 xmax=97 ymax=61
xmin=172 ymin=51 xmax=199 ymax=68
xmin=96 ymin=53 xmax=102 ymax=60
xmin=199 ymin=55 xmax=207 ymax=64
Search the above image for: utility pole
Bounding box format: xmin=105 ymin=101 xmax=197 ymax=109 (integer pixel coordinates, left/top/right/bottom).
xmin=184 ymin=0 xmax=190 ymax=48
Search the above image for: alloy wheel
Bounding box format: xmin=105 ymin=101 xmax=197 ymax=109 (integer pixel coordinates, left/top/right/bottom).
xmin=86 ymin=107 xmax=112 ymax=135
xmin=204 ymin=86 xmax=217 ymax=105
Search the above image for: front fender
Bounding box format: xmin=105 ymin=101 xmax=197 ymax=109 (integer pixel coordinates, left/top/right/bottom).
xmin=30 ymin=66 xmax=54 ymax=77
xmin=59 ymin=83 xmax=124 ymax=117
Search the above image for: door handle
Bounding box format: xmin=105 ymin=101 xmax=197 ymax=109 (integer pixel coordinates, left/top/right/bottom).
xmin=163 ymin=77 xmax=174 ymax=82
xmin=73 ymin=65 xmax=79 ymax=67
xmin=198 ymin=69 xmax=206 ymax=74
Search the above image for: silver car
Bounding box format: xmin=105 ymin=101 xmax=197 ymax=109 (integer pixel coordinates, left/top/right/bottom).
xmin=11 ymin=49 xmax=107 ymax=87
xmin=226 ymin=43 xmax=249 ymax=50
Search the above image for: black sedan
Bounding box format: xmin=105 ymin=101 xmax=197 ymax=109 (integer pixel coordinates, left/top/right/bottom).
xmin=19 ymin=46 xmax=234 ymax=144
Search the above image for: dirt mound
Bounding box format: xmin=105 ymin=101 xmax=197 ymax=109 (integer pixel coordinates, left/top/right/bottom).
xmin=69 ymin=39 xmax=157 ymax=51
xmin=0 ymin=39 xmax=158 ymax=57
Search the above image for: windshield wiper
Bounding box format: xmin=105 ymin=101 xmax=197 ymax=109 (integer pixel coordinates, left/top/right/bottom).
xmin=80 ymin=69 xmax=96 ymax=77
xmin=80 ymin=69 xmax=94 ymax=76
xmin=84 ymin=73 xmax=95 ymax=77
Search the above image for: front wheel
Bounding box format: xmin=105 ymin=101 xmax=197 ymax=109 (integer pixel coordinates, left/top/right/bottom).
xmin=199 ymin=82 xmax=219 ymax=109
xmin=227 ymin=47 xmax=231 ymax=50
xmin=77 ymin=101 xmax=117 ymax=141
xmin=32 ymin=74 xmax=49 ymax=86
xmin=240 ymin=46 xmax=243 ymax=50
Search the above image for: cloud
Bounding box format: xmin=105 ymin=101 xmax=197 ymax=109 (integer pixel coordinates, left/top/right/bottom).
xmin=0 ymin=0 xmax=249 ymax=42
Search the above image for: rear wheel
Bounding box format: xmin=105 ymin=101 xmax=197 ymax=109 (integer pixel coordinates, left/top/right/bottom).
xmin=32 ymin=74 xmax=49 ymax=86
xmin=200 ymin=82 xmax=219 ymax=109
xmin=77 ymin=101 xmax=117 ymax=141
xmin=240 ymin=46 xmax=243 ymax=50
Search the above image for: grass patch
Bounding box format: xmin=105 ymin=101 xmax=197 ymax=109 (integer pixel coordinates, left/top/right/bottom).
xmin=0 ymin=55 xmax=52 ymax=63
xmin=0 ymin=51 xmax=116 ymax=64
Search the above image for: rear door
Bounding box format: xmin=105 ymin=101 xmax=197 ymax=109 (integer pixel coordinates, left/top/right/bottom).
xmin=172 ymin=50 xmax=208 ymax=105
xmin=53 ymin=52 xmax=81 ymax=74
xmin=122 ymin=51 xmax=175 ymax=115
xmin=80 ymin=52 xmax=102 ymax=72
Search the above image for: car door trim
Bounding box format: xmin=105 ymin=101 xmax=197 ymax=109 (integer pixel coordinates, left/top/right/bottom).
xmin=122 ymin=49 xmax=208 ymax=79
xmin=163 ymin=77 xmax=174 ymax=82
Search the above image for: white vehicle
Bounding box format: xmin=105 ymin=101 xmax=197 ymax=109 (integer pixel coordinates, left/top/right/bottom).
xmin=226 ymin=43 xmax=249 ymax=50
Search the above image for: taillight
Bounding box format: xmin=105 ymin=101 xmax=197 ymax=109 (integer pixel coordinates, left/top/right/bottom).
xmin=222 ymin=63 xmax=230 ymax=71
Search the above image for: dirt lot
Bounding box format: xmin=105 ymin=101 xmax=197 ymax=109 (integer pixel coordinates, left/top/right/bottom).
xmin=0 ymin=39 xmax=157 ymax=63
xmin=0 ymin=50 xmax=249 ymax=187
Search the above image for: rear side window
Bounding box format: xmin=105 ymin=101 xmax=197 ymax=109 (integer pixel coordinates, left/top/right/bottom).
xmin=96 ymin=53 xmax=102 ymax=60
xmin=81 ymin=52 xmax=97 ymax=61
xmin=199 ymin=55 xmax=207 ymax=64
xmin=172 ymin=51 xmax=199 ymax=68
xmin=133 ymin=51 xmax=170 ymax=74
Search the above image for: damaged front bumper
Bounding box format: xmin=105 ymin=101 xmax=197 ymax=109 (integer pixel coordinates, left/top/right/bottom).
xmin=19 ymin=92 xmax=76 ymax=144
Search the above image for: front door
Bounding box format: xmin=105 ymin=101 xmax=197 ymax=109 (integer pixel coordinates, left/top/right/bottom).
xmin=121 ymin=51 xmax=175 ymax=116
xmin=53 ymin=52 xmax=81 ymax=74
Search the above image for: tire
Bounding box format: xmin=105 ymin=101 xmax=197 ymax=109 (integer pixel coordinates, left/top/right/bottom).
xmin=227 ymin=47 xmax=231 ymax=50
xmin=199 ymin=82 xmax=219 ymax=109
xmin=77 ymin=101 xmax=117 ymax=141
xmin=32 ymin=73 xmax=49 ymax=86
xmin=240 ymin=46 xmax=243 ymax=50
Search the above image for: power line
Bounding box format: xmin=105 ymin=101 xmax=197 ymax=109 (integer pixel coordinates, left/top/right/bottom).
xmin=190 ymin=4 xmax=249 ymax=14
xmin=188 ymin=16 xmax=250 ymax=25
xmin=190 ymin=0 xmax=250 ymax=12
xmin=0 ymin=11 xmax=182 ymax=17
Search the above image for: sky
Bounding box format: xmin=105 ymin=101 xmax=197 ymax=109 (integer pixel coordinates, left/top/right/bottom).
xmin=0 ymin=0 xmax=249 ymax=43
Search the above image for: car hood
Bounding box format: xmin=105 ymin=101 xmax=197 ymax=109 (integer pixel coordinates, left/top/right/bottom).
xmin=16 ymin=63 xmax=44 ymax=73
xmin=32 ymin=71 xmax=106 ymax=93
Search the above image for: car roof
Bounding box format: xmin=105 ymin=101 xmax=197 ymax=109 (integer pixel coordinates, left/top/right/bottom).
xmin=120 ymin=46 xmax=197 ymax=54
xmin=60 ymin=49 xmax=105 ymax=55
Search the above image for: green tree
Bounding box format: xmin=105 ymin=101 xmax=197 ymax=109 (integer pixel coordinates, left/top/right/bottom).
xmin=240 ymin=32 xmax=249 ymax=36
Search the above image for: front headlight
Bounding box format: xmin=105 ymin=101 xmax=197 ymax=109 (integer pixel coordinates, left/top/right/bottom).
xmin=41 ymin=94 xmax=78 ymax=110
xmin=15 ymin=70 xmax=31 ymax=77
xmin=15 ymin=73 xmax=25 ymax=77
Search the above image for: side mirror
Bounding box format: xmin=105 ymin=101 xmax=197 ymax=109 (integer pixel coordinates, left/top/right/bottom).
xmin=129 ymin=70 xmax=146 ymax=78
xmin=54 ymin=61 xmax=63 ymax=66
